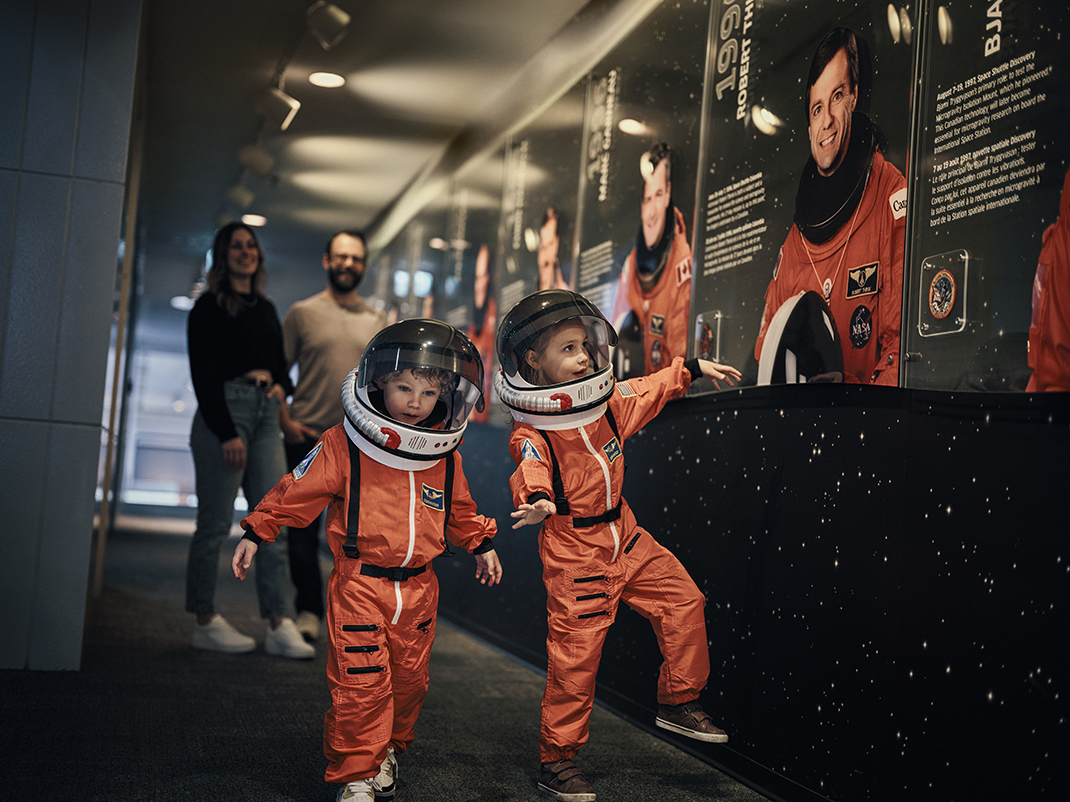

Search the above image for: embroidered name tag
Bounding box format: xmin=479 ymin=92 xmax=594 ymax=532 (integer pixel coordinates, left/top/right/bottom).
xmin=890 ymin=187 xmax=907 ymax=220
xmin=847 ymin=262 xmax=879 ymax=298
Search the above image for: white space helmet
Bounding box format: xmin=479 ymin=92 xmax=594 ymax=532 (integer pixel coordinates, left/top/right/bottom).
xmin=341 ymin=319 xmax=484 ymax=469
xmin=495 ymin=289 xmax=617 ymax=429
xmin=757 ymin=291 xmax=845 ymax=385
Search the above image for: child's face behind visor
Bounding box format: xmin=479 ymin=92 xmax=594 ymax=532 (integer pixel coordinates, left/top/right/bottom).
xmin=379 ymin=370 xmax=442 ymax=426
xmin=526 ymin=320 xmax=593 ymax=386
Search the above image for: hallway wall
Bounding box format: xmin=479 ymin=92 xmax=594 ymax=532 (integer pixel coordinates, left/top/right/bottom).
xmin=441 ymin=386 xmax=1069 ymax=801
xmin=0 ymin=0 xmax=142 ymax=670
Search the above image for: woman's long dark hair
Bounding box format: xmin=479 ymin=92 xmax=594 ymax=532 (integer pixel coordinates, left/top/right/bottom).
xmin=207 ymin=222 xmax=267 ymax=316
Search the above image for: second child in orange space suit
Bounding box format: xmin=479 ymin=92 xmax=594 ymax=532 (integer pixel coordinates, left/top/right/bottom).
xmin=495 ymin=289 xmax=741 ymax=802
xmin=233 ymin=320 xmax=501 ymax=802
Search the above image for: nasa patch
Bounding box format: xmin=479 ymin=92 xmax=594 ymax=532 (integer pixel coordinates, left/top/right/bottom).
xmin=292 ymin=442 xmax=322 ymax=480
xmin=650 ymin=339 xmax=663 ymax=369
xmin=849 ymin=305 xmax=872 ymax=349
xmin=928 ymin=269 xmax=956 ymax=319
xmin=847 ymin=262 xmax=879 ymax=298
xmin=520 ymin=439 xmax=542 ymax=461
xmin=602 ymin=437 xmax=622 ymax=464
xmin=422 ymin=484 xmax=445 ymax=512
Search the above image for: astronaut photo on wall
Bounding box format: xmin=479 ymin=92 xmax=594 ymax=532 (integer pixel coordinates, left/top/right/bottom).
xmin=754 ymin=26 xmax=908 ymax=385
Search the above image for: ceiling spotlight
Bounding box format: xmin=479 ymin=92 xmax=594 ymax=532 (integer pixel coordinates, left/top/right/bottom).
xmin=255 ymin=87 xmax=301 ymax=131
xmin=241 ymin=214 xmax=267 ymax=227
xmin=887 ymin=4 xmax=901 ymax=43
xmin=238 ymin=144 xmax=275 ymax=177
xmin=309 ymin=71 xmax=345 ymax=88
xmin=938 ymin=6 xmax=953 ymax=45
xmin=898 ymin=8 xmax=913 ymax=44
xmin=307 ymin=1 xmax=351 ymax=50
xmin=751 ymin=105 xmax=786 ymax=136
xmin=618 ymin=118 xmax=651 ymax=136
xmin=226 ymin=185 xmax=255 ymax=209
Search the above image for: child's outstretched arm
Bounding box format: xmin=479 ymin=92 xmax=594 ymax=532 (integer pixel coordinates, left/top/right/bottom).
xmin=474 ymin=549 xmax=503 ymax=586
xmin=231 ymin=537 xmax=259 ymax=581
xmin=511 ymin=498 xmax=556 ymax=529
xmin=697 ymin=359 xmax=742 ymax=390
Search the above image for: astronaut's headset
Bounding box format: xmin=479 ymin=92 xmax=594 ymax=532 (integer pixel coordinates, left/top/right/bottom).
xmin=495 ymin=289 xmax=617 ymax=427
xmin=341 ymin=319 xmax=484 ymax=464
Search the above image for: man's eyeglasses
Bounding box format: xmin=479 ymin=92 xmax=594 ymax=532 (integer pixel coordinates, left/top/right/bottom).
xmin=330 ymin=254 xmax=366 ymax=266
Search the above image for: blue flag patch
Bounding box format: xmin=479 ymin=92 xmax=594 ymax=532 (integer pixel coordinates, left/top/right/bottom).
xmin=292 ymin=442 xmax=322 ymax=480
xmin=521 ymin=439 xmax=542 ymax=461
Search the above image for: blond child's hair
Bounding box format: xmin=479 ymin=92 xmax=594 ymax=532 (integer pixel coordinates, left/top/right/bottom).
xmin=519 ymin=319 xmax=585 ymax=386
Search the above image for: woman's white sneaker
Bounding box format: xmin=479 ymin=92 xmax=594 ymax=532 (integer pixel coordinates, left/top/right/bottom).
xmin=191 ymin=615 xmax=255 ymax=653
xmin=265 ymin=618 xmax=316 ymax=659
xmin=371 ymin=745 xmax=397 ymax=799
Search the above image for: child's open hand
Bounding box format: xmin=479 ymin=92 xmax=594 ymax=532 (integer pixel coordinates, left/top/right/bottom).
xmin=232 ymin=538 xmax=259 ymax=581
xmin=697 ymin=359 xmax=742 ymax=389
xmin=511 ymin=498 xmax=556 ymax=529
xmin=474 ymin=549 xmax=502 ymax=587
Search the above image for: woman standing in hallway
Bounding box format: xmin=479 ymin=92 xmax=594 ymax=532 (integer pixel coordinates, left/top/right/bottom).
xmin=185 ymin=222 xmax=313 ymax=659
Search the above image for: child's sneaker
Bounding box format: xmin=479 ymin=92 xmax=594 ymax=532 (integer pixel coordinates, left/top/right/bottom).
xmin=191 ymin=615 xmax=255 ymax=653
xmin=655 ymin=701 xmax=729 ymax=743
xmin=371 ymin=745 xmax=397 ymax=799
xmin=265 ymin=618 xmax=316 ymax=659
xmin=336 ymin=779 xmax=375 ymax=801
xmin=538 ymin=759 xmax=596 ymax=801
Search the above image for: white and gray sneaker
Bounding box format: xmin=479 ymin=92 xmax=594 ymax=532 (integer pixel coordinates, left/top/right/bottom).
xmin=265 ymin=618 xmax=315 ymax=659
xmin=191 ymin=615 xmax=255 ymax=653
xmin=372 ymin=745 xmax=398 ymax=799
xmin=335 ymin=779 xmax=375 ymax=801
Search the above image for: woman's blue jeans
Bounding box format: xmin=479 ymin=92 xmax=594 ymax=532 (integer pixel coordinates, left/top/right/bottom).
xmin=186 ymin=381 xmax=288 ymax=620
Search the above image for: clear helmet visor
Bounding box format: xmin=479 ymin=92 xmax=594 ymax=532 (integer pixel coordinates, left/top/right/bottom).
xmin=357 ymin=322 xmax=485 ymax=431
xmin=509 ymin=315 xmax=613 ymax=389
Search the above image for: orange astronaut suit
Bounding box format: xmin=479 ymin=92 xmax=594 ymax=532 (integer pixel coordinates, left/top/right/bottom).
xmin=242 ymin=425 xmax=496 ymax=784
xmin=616 ymin=206 xmax=694 ymax=375
xmin=755 ymin=149 xmax=907 ymax=385
xmin=508 ymin=356 xmax=710 ymax=763
xmin=1027 ymin=165 xmax=1070 ymax=392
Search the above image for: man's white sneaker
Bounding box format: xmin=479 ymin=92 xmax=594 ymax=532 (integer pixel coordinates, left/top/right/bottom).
xmin=192 ymin=615 xmax=255 ymax=653
xmin=336 ymin=779 xmax=375 ymax=801
xmin=371 ymin=745 xmax=397 ymax=799
xmin=265 ymin=618 xmax=315 ymax=659
xmin=295 ymin=611 xmax=321 ymax=642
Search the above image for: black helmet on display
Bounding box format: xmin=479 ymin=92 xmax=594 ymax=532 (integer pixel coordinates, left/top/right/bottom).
xmin=341 ymin=319 xmax=485 ymax=467
xmin=495 ymin=289 xmax=617 ymax=428
xmin=757 ymin=291 xmax=845 ymax=385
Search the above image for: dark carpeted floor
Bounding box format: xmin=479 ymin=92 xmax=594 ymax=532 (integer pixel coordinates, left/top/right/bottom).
xmin=0 ymin=527 xmax=770 ymax=802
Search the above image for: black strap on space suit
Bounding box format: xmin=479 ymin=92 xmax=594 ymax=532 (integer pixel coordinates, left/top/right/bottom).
xmin=535 ymin=406 xmax=624 ymax=528
xmin=343 ymin=438 xmax=454 ymax=561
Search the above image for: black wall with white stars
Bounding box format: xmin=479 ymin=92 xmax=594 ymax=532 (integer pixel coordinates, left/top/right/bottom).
xmin=441 ymin=385 xmax=1068 ymax=802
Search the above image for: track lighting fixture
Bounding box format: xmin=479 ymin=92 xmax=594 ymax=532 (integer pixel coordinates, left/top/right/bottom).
xmin=307 ymin=1 xmax=351 ymax=50
xmin=255 ymin=87 xmax=301 ymax=131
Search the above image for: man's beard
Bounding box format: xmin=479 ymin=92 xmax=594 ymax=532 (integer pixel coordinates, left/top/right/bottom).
xmin=328 ymin=267 xmax=362 ymax=293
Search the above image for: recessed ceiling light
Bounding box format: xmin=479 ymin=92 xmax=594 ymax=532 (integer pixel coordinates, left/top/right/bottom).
xmin=309 ymin=72 xmax=345 ymax=88
xmin=241 ymin=214 xmax=267 ymax=227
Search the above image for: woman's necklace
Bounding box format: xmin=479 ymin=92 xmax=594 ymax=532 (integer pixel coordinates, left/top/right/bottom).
xmin=801 ymin=169 xmax=869 ymax=302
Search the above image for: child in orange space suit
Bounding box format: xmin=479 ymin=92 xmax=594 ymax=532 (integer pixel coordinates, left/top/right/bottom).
xmin=495 ymin=289 xmax=741 ymax=802
xmin=233 ymin=320 xmax=501 ymax=802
